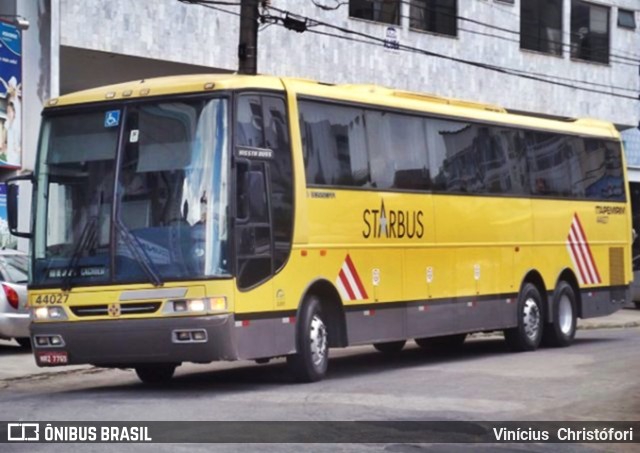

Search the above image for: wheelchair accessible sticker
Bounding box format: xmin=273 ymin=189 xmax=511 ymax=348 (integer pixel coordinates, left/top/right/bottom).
xmin=104 ymin=110 xmax=121 ymax=128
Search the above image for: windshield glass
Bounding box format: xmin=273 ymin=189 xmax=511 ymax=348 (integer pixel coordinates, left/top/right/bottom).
xmin=32 ymin=98 xmax=229 ymax=287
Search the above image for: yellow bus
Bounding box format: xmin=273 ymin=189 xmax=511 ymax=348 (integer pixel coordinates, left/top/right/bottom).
xmin=8 ymin=74 xmax=632 ymax=383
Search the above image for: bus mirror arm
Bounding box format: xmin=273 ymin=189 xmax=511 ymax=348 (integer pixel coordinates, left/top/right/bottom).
xmin=6 ymin=172 xmax=34 ymax=239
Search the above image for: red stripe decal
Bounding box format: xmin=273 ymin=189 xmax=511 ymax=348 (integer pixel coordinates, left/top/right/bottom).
xmin=339 ymin=269 xmax=356 ymax=300
xmin=573 ymin=215 xmax=601 ymax=283
xmin=345 ymin=254 xmax=368 ymax=299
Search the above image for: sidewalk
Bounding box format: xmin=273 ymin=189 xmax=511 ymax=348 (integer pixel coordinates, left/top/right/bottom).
xmin=1 ymin=307 xmax=639 ymax=383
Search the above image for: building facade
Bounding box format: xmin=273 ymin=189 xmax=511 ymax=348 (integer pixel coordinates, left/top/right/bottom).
xmin=0 ymin=0 xmax=638 ymax=248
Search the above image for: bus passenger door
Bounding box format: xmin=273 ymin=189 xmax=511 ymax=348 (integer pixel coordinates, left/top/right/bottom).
xmin=234 ymin=160 xmax=274 ymax=307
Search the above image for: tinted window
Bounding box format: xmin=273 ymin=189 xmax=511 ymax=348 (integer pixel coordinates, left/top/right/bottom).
xmin=571 ymin=1 xmax=610 ymax=64
xmin=366 ymin=111 xmax=430 ymax=190
xmin=521 ymin=0 xmax=563 ymax=55
xmin=298 ymin=98 xmax=624 ymax=201
xmin=300 ymin=101 xmax=370 ymax=187
xmin=349 ymin=0 xmax=400 ymax=25
xmin=410 ymin=0 xmax=457 ymax=37
xmin=236 ymin=94 xmax=294 ymax=288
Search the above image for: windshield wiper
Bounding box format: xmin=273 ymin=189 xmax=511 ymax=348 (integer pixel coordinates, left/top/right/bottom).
xmin=115 ymin=217 xmax=164 ymax=287
xmin=60 ymin=218 xmax=98 ymax=291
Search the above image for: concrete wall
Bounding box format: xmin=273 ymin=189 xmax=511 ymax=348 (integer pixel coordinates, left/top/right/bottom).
xmin=59 ymin=0 xmax=639 ymax=127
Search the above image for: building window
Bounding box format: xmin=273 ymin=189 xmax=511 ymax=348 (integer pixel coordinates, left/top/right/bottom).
xmin=349 ymin=0 xmax=400 ymax=25
xmin=571 ymin=1 xmax=610 ymax=64
xmin=409 ymin=1 xmax=457 ymax=37
xmin=520 ymin=0 xmax=563 ymax=56
xmin=618 ymin=9 xmax=636 ymax=30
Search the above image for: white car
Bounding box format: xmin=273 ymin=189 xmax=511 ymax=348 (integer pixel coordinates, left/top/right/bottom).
xmin=0 ymin=250 xmax=29 ymax=347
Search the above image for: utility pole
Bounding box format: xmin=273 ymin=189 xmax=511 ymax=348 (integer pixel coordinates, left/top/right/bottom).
xmin=238 ymin=0 xmax=260 ymax=75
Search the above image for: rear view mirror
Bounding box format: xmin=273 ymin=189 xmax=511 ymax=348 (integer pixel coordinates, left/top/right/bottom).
xmin=5 ymin=173 xmax=34 ymax=239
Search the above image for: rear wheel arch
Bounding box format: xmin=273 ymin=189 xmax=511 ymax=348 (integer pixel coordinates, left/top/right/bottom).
xmin=519 ymin=270 xmax=549 ymax=322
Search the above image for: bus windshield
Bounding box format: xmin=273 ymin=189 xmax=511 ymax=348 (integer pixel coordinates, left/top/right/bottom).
xmin=32 ymin=98 xmax=230 ymax=287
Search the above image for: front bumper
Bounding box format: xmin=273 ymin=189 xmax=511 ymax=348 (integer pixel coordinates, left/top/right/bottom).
xmin=0 ymin=312 xmax=30 ymax=340
xmin=31 ymin=314 xmax=238 ymax=367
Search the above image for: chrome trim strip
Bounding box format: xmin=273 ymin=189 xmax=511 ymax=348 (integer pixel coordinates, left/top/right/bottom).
xmin=119 ymin=288 xmax=188 ymax=301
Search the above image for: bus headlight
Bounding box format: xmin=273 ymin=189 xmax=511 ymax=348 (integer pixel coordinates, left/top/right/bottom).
xmin=33 ymin=306 xmax=68 ymax=321
xmin=167 ymin=297 xmax=227 ymax=314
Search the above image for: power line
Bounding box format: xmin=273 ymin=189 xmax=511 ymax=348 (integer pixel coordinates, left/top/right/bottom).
xmin=265 ymin=5 xmax=638 ymax=101
xmin=180 ymin=0 xmax=638 ymax=100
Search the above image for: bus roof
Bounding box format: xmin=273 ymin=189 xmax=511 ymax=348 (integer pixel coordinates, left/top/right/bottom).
xmin=47 ymin=73 xmax=619 ymax=139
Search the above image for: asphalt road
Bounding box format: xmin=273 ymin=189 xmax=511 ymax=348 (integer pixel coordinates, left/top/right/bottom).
xmin=1 ymin=326 xmax=640 ymax=452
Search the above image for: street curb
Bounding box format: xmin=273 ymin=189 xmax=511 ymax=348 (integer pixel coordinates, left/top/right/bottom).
xmin=577 ymin=321 xmax=640 ymax=330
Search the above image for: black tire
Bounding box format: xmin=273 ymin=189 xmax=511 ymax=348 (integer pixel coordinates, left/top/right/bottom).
xmin=135 ymin=364 xmax=177 ymax=384
xmin=373 ymin=340 xmax=406 ymax=354
xmin=504 ymin=282 xmax=544 ymax=351
xmin=15 ymin=338 xmax=31 ymax=349
xmin=415 ymin=334 xmax=466 ymax=350
xmin=287 ymin=295 xmax=329 ymax=383
xmin=542 ymin=282 xmax=577 ymax=348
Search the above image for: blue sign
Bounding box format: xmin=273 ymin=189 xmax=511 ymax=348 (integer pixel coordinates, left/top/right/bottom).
xmin=104 ymin=110 xmax=121 ymax=128
xmin=0 ymin=21 xmax=22 ymax=168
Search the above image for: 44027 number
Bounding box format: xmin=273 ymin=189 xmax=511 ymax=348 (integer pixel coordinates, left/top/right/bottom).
xmin=31 ymin=293 xmax=69 ymax=305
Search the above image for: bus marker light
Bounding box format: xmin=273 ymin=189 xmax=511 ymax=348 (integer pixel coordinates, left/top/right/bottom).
xmin=140 ymin=88 xmax=150 ymax=96
xmin=301 ymin=250 xmax=308 ymax=257
xmin=282 ymin=316 xmax=295 ymax=324
xmin=364 ymin=310 xmax=375 ymax=316
xmin=234 ymin=320 xmax=250 ymax=328
xmin=418 ymin=305 xmax=427 ymax=312
xmin=105 ymin=91 xmax=116 ymax=99
xmin=173 ymin=301 xmax=187 ymax=312
xmin=320 ymin=250 xmax=327 ymax=256
xmin=35 ymin=336 xmax=49 ymax=346
xmin=50 ymin=336 xmax=63 ymax=346
xmin=210 ymin=297 xmax=227 ymax=311
xmin=204 ymin=82 xmax=215 ymax=90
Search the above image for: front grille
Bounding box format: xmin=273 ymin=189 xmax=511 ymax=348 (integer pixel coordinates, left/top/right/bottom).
xmin=70 ymin=302 xmax=161 ymax=317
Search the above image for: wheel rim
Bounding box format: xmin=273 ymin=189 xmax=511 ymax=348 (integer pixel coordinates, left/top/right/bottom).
xmin=558 ymin=293 xmax=573 ymax=335
xmin=309 ymin=314 xmax=327 ymax=367
xmin=523 ymin=297 xmax=541 ymax=341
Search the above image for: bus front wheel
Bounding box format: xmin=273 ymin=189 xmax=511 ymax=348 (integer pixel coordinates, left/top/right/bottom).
xmin=135 ymin=363 xmax=177 ymax=384
xmin=504 ymin=283 xmax=544 ymax=351
xmin=287 ymin=295 xmax=329 ymax=382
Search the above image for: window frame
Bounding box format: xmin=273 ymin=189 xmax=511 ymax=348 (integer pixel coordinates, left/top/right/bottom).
xmin=617 ymin=8 xmax=636 ymax=30
xmin=409 ymin=0 xmax=458 ymax=37
xmin=570 ymin=0 xmax=611 ymax=64
xmin=520 ymin=0 xmax=564 ymax=56
xmin=297 ymin=95 xmax=626 ymax=203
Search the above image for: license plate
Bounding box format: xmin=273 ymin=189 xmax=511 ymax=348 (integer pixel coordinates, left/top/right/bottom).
xmin=37 ymin=351 xmax=68 ymax=366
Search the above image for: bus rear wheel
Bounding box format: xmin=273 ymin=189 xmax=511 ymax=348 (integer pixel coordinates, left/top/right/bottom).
xmin=135 ymin=363 xmax=177 ymax=384
xmin=542 ymin=281 xmax=577 ymax=347
xmin=373 ymin=340 xmax=406 ymax=354
xmin=504 ymin=283 xmax=544 ymax=351
xmin=287 ymin=295 xmax=329 ymax=383
xmin=415 ymin=334 xmax=466 ymax=350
